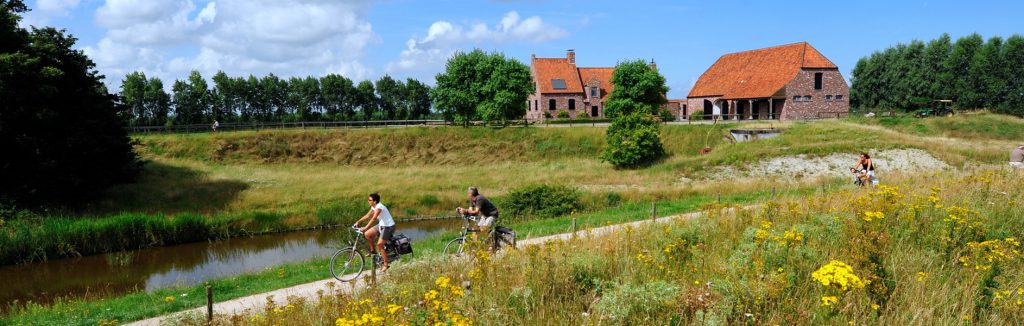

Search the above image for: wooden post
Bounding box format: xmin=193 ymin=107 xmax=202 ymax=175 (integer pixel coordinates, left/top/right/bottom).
xmin=772 ymin=187 xmax=777 ymax=198
xmin=370 ymin=255 xmax=377 ymax=285
xmin=717 ymin=193 xmax=721 ymax=203
xmin=651 ymin=202 xmax=657 ymax=221
xmin=572 ymin=217 xmax=577 ymax=234
xmin=206 ymin=286 xmax=213 ymax=323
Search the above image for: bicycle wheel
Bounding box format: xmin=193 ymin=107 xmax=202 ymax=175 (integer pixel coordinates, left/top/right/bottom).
xmin=330 ymin=248 xmax=365 ymax=282
xmin=443 ymin=238 xmax=466 ymax=256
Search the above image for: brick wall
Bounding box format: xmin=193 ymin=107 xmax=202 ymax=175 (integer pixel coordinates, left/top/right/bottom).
xmin=781 ymin=69 xmax=849 ymax=120
xmin=526 ymin=93 xmax=590 ymax=120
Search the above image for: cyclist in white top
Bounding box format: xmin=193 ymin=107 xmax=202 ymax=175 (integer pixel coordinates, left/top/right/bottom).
xmin=353 ymin=193 xmax=396 ymax=272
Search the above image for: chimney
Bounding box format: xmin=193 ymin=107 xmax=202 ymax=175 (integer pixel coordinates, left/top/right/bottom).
xmin=649 ymin=58 xmax=657 ymax=71
xmin=567 ymin=49 xmax=575 ymax=65
xmin=531 ymin=53 xmax=536 ymax=60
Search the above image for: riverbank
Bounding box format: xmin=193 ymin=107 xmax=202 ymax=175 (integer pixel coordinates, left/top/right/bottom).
xmin=1 ymin=186 xmax=815 ymax=325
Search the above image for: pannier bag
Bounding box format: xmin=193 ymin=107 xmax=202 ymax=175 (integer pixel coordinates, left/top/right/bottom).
xmin=392 ymin=233 xmax=414 ymax=255
xmin=496 ymin=226 xmax=516 ymax=249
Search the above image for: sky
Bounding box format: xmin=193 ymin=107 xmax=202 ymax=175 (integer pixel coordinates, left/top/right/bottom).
xmin=18 ymin=0 xmax=1024 ymax=99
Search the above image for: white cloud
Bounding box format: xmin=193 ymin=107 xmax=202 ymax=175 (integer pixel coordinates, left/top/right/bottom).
xmin=20 ymin=0 xmax=82 ymax=26
xmin=37 ymin=0 xmax=80 ymax=12
xmin=386 ymin=11 xmax=568 ymax=74
xmin=86 ymin=0 xmax=377 ymax=89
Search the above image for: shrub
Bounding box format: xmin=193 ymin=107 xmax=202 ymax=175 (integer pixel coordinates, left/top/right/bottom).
xmin=500 ymin=184 xmax=582 ymax=222
xmin=601 ymin=112 xmax=666 ymax=168
xmin=659 ymin=108 xmax=676 ymax=122
xmin=543 ymin=111 xmax=552 ymax=119
xmin=605 ymin=192 xmax=623 ymax=207
xmin=689 ymin=110 xmax=704 ymax=121
xmin=557 ymin=111 xmax=571 ymax=119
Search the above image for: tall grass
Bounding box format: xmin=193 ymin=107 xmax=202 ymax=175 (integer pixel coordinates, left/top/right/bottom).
xmin=190 ymin=168 xmax=1024 ymax=325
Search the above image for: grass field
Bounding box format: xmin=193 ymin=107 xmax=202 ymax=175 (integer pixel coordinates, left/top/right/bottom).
xmin=180 ymin=168 xmax=1024 ymax=325
xmin=2 ymin=112 xmax=1022 ymax=324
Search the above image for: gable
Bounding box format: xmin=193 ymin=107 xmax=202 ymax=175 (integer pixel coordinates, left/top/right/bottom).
xmin=688 ymin=42 xmax=839 ymax=99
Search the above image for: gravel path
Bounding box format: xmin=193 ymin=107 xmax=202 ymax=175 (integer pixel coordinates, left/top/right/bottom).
xmin=127 ymin=209 xmax=716 ymax=325
xmin=705 ymin=148 xmax=949 ymax=181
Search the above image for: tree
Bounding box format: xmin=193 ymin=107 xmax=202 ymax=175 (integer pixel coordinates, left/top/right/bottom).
xmin=120 ymin=71 xmax=147 ymax=125
xmin=355 ymin=80 xmax=377 ymax=120
xmin=321 ymin=74 xmax=355 ymax=120
xmin=924 ymin=33 xmax=953 ymax=101
xmin=946 ymin=33 xmax=984 ymax=108
xmin=171 ymin=70 xmax=212 ymax=124
xmin=432 ymin=49 xmax=533 ymax=125
xmin=1 ymin=1 xmax=140 ymax=207
xmin=997 ymin=35 xmax=1024 ymax=116
xmin=375 ymin=75 xmax=403 ymax=120
xmin=404 ymin=78 xmax=432 ymax=119
xmin=603 ymin=60 xmax=668 ymax=118
xmin=144 ymin=77 xmax=170 ymax=126
xmin=968 ymin=37 xmax=1005 ymax=109
xmin=600 ymin=59 xmax=668 ymax=168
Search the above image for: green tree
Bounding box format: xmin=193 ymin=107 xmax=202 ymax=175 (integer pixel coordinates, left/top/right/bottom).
xmin=946 ymin=33 xmax=984 ymax=108
xmin=144 ymin=77 xmax=170 ymax=126
xmin=404 ymin=78 xmax=432 ymax=119
xmin=997 ymin=35 xmax=1024 ymax=116
xmin=924 ymin=33 xmax=953 ymax=101
xmin=603 ymin=59 xmax=668 ymax=118
xmin=171 ymin=70 xmax=212 ymax=124
xmin=321 ymin=74 xmax=355 ymax=120
xmin=968 ymin=37 xmax=1005 ymax=109
xmin=120 ymin=71 xmax=147 ymax=125
xmin=355 ymin=80 xmax=377 ymax=120
xmin=375 ymin=75 xmax=403 ymax=120
xmin=432 ymin=49 xmax=533 ymax=125
xmin=1 ymin=1 xmax=140 ymax=207
xmin=600 ymin=59 xmax=668 ymax=168
xmin=211 ymin=70 xmax=240 ymax=122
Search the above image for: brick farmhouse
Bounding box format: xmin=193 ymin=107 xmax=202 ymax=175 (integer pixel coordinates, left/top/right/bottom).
xmin=684 ymin=42 xmax=849 ymax=121
xmin=525 ymin=50 xmax=619 ymax=120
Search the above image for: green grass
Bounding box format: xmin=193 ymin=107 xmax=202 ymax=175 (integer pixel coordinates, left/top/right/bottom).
xmin=848 ymin=111 xmax=1024 ymax=141
xmin=0 ymin=185 xmax=815 ymax=325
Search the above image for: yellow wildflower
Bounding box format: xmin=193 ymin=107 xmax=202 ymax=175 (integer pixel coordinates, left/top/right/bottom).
xmin=387 ymin=304 xmax=403 ymax=315
xmin=821 ymin=296 xmax=839 ymax=307
xmin=163 ymin=296 xmax=175 ymax=303
xmin=812 ymin=260 xmax=866 ymax=291
xmin=916 ymin=272 xmax=928 ymax=282
xmin=871 ymin=304 xmax=880 ymax=310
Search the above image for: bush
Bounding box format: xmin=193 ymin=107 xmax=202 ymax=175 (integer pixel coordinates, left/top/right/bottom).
xmin=557 ymin=111 xmax=570 ymax=119
xmin=601 ymin=112 xmax=666 ymax=168
xmin=689 ymin=110 xmax=704 ymax=121
xmin=659 ymin=108 xmax=676 ymax=122
xmin=543 ymin=111 xmax=552 ymax=119
xmin=500 ymin=184 xmax=582 ymax=222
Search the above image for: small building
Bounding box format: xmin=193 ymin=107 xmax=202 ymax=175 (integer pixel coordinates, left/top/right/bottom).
xmin=686 ymin=42 xmax=849 ymax=121
xmin=525 ymin=50 xmax=614 ymax=120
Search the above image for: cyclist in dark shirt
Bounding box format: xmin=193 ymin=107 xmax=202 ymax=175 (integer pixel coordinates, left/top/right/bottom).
xmin=456 ymin=186 xmax=499 ymax=246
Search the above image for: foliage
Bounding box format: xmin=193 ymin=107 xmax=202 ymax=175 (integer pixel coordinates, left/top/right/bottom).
xmin=500 ymin=184 xmax=583 ymax=222
xmin=601 ymin=112 xmax=665 ymax=168
xmin=659 ymin=108 xmax=676 ymax=122
xmin=601 ymin=59 xmax=668 ymax=168
xmin=431 ymin=49 xmax=534 ymax=125
xmin=0 ymin=2 xmax=140 ymax=207
xmin=556 ymin=110 xmax=570 ymax=119
xmin=851 ymin=33 xmax=1024 ymax=116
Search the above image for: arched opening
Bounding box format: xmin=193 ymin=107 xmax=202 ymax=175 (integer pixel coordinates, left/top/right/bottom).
xmin=703 ymin=99 xmax=713 ymax=119
xmin=736 ymin=101 xmax=747 ymax=120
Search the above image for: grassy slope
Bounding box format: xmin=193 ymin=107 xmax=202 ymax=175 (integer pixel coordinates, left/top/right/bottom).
xmin=180 ymin=169 xmax=1024 ymax=326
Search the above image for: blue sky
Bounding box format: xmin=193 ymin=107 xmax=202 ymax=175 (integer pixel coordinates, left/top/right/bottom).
xmin=19 ymin=0 xmax=1024 ymax=98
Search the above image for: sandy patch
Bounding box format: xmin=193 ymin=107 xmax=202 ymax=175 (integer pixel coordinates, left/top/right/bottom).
xmin=704 ymin=148 xmax=950 ymax=181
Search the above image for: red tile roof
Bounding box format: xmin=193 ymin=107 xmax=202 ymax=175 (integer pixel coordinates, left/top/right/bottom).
xmin=577 ymin=67 xmax=615 ymax=100
xmin=687 ymin=42 xmax=838 ymax=99
xmin=532 ymin=58 xmax=584 ymax=93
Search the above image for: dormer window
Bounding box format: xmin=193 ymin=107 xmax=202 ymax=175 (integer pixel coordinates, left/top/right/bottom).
xmin=551 ymin=79 xmax=567 ymax=90
xmin=590 ymin=87 xmax=598 ymax=97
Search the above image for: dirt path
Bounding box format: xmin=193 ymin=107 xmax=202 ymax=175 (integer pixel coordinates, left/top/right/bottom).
xmin=127 ymin=209 xmax=715 ymax=325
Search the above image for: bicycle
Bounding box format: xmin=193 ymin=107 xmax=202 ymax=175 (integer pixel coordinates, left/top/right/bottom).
xmin=330 ymin=226 xmax=410 ymax=282
xmin=443 ymin=215 xmax=516 ymax=256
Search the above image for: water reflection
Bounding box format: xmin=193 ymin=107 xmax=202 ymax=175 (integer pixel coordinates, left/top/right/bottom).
xmin=0 ymin=219 xmax=458 ymax=310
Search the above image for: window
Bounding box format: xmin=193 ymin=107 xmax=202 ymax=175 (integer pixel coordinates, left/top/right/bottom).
xmin=551 ymin=79 xmax=567 ymax=90
xmin=825 ymin=95 xmax=833 ymax=101
xmin=835 ymin=95 xmax=844 ymax=101
xmin=549 ymin=99 xmax=556 ymax=110
xmin=534 ymin=100 xmax=537 ymax=111
xmin=803 ymin=95 xmax=812 ymax=101
xmin=590 ymin=87 xmax=598 ymax=97
xmin=814 ymin=73 xmax=823 ymax=90
xmin=792 ymin=96 xmax=801 ymax=102
xmin=568 ymin=99 xmax=576 ymax=110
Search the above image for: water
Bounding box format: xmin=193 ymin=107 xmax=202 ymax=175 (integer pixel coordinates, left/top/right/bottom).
xmin=0 ymin=218 xmax=460 ymax=310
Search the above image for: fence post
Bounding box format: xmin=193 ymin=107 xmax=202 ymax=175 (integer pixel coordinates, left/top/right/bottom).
xmin=572 ymin=217 xmax=577 ymax=234
xmin=206 ymin=285 xmax=213 ymax=323
xmin=772 ymin=187 xmax=777 ymax=198
xmin=651 ymin=202 xmax=657 ymax=222
xmin=718 ymin=193 xmax=721 ymax=203
xmin=370 ymin=258 xmax=377 ymax=284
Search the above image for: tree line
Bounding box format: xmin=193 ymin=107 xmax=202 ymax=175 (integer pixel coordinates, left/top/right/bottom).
xmin=850 ymin=33 xmax=1024 ymax=116
xmin=120 ymin=71 xmax=434 ymax=126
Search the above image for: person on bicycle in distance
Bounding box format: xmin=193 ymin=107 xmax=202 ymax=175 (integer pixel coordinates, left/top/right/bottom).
xmin=353 ymin=193 xmax=396 ymax=272
xmin=456 ymin=187 xmax=499 ymax=247
xmin=851 ymin=152 xmax=878 ymax=186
